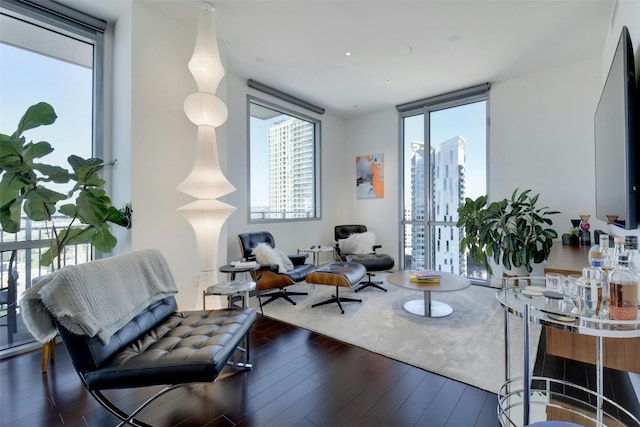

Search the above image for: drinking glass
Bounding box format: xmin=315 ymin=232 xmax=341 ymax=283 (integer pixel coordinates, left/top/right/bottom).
xmin=578 ymin=280 xmax=602 ymax=318
xmin=545 ymin=273 xmax=562 ymax=292
xmin=562 ymin=274 xmax=580 ymax=308
xmin=580 ymin=267 xmax=605 ymax=317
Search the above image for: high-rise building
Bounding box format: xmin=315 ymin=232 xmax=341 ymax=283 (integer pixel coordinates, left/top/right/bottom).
xmin=410 ymin=141 xmax=426 ymax=268
xmin=267 ymin=118 xmax=315 ymax=219
xmin=408 ymin=136 xmax=466 ymax=273
xmin=432 ymin=136 xmax=466 ymax=274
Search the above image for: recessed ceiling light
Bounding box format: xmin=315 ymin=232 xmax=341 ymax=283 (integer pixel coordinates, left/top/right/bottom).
xmin=344 ymin=51 xmax=352 ymax=57
xmin=385 ymin=80 xmax=391 ymax=84
xmin=449 ymin=35 xmax=461 ymax=43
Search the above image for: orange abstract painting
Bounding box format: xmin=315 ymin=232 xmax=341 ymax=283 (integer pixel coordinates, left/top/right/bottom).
xmin=356 ymin=153 xmax=384 ymax=199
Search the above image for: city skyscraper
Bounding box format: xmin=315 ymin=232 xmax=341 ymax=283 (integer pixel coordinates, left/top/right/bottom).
xmin=408 ymin=136 xmax=466 ymax=274
xmin=432 ymin=136 xmax=466 ymax=274
xmin=268 ymin=117 xmax=315 ymax=219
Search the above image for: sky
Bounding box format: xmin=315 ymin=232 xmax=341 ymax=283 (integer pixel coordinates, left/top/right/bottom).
xmin=403 ymin=100 xmax=487 ymax=205
xmin=249 ymin=108 xmax=284 ymax=207
xmin=0 ymin=41 xmax=93 ymax=197
xmin=0 ymin=42 xmax=92 ymax=158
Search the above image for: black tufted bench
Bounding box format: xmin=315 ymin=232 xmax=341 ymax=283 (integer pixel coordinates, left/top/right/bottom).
xmin=58 ymin=297 xmax=255 ymax=389
xmin=57 ymin=297 xmax=256 ymax=425
xmin=305 ymin=262 xmax=366 ymax=314
xmin=23 ymin=249 xmax=258 ymax=426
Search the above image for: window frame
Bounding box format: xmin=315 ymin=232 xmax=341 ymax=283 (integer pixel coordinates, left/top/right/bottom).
xmin=397 ymin=84 xmax=490 ymax=281
xmin=0 ymin=0 xmax=107 ymax=356
xmin=247 ymin=95 xmax=322 ymax=224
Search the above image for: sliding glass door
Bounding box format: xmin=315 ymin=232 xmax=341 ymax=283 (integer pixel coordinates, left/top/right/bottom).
xmin=400 ymin=88 xmax=488 ymax=281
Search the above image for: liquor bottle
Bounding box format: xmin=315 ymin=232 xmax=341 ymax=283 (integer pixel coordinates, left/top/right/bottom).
xmin=608 ymin=242 xmax=639 ymax=321
xmin=599 ymin=234 xmax=612 ymax=272
xmin=581 ymin=251 xmax=606 ymax=317
xmin=625 ymin=235 xmax=640 ymax=274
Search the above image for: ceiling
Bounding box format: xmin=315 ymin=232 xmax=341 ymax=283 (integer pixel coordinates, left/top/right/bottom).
xmin=64 ymin=0 xmax=615 ymax=118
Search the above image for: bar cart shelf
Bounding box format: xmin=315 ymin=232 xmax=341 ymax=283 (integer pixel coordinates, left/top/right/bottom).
xmin=497 ymin=284 xmax=640 ymax=427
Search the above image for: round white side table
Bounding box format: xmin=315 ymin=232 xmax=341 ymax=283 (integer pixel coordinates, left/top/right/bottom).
xmin=203 ymin=280 xmax=256 ymax=310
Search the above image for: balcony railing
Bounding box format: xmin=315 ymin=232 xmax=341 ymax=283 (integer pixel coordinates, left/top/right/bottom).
xmin=0 ymin=217 xmax=93 ymax=356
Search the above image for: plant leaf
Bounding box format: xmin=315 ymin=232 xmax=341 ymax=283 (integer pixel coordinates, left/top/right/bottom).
xmin=15 ymin=102 xmax=57 ymax=137
xmin=32 ymin=163 xmax=72 ymax=183
xmin=23 ymin=187 xmax=66 ymax=221
xmin=22 ymin=141 xmax=54 ymax=162
xmin=90 ymin=223 xmax=118 ymax=252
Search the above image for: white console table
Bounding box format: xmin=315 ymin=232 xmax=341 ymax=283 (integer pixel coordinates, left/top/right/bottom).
xmin=497 ymin=284 xmax=640 ymax=427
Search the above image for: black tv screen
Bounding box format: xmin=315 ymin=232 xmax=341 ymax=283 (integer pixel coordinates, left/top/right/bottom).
xmin=594 ymin=26 xmax=638 ymax=230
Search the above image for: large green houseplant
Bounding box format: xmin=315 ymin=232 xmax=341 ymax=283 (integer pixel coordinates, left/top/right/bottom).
xmin=0 ymin=102 xmax=131 ymax=269
xmin=457 ymin=188 xmax=559 ymax=275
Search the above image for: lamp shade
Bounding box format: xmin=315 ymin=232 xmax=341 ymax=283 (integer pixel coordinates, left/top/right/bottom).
xmin=177 ymin=126 xmax=236 ymax=199
xmin=178 ymin=198 xmax=236 ymax=309
xmin=188 ymin=4 xmax=224 ymax=93
xmin=184 ymin=92 xmax=228 ymax=127
xmin=177 ymin=199 xmax=236 ymax=273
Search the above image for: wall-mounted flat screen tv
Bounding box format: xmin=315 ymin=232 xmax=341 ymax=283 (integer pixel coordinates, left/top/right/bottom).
xmin=594 ymin=26 xmax=638 ymax=230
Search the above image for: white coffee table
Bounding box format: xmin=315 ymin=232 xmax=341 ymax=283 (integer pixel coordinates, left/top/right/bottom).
xmin=387 ymin=270 xmax=471 ymax=317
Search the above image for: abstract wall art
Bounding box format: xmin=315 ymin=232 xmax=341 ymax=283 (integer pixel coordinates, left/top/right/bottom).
xmin=356 ymin=153 xmax=384 ymax=199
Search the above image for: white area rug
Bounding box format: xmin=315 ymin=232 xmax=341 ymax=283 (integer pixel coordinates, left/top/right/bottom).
xmin=248 ymin=275 xmax=541 ymax=393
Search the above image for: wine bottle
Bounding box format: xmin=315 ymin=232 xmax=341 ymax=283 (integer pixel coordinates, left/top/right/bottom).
xmin=608 ymin=243 xmax=639 ymax=322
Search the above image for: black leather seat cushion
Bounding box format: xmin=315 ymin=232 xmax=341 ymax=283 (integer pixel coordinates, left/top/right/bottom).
xmin=345 ymin=253 xmax=395 ymax=271
xmin=60 ymin=305 xmax=256 ymax=391
xmin=284 ymin=263 xmax=316 ymax=281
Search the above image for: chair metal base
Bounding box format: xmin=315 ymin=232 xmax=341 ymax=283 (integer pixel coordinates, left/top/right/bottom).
xmin=355 ymin=272 xmax=387 ymax=293
xmin=85 ymin=336 xmax=253 ymax=426
xmin=259 ymin=289 xmax=308 ymax=306
xmin=312 ymin=286 xmax=362 ymax=314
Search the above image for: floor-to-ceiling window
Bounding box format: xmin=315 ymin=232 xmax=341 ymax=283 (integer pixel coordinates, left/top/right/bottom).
xmin=0 ymin=0 xmax=106 ymax=355
xmin=399 ymin=84 xmax=489 ymax=282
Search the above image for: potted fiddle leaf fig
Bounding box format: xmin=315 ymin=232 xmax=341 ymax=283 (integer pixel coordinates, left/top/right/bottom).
xmin=0 ymin=102 xmax=131 ymax=269
xmin=457 ymin=188 xmax=559 ymax=276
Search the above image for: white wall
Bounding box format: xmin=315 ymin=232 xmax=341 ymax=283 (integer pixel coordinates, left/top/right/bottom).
xmin=342 ymin=109 xmax=401 ymax=264
xmin=604 ymin=0 xmax=640 ymax=80
xmin=490 ymin=57 xmax=604 ymax=234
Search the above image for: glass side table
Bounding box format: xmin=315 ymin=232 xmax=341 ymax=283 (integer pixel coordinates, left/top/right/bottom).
xmin=497 ymin=283 xmax=640 ymax=427
xmin=218 ymin=262 xmax=263 ymax=314
xmin=203 ymin=280 xmax=256 ymax=310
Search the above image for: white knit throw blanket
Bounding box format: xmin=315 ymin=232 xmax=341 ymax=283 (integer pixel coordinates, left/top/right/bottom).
xmin=20 ymin=249 xmax=178 ymax=344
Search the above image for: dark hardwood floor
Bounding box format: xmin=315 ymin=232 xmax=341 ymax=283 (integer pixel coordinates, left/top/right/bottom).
xmin=0 ymin=314 xmax=501 ymax=427
xmin=3 ymin=312 xmax=640 ymax=427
